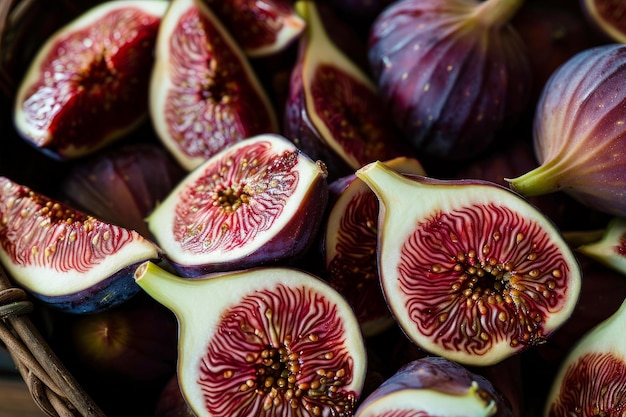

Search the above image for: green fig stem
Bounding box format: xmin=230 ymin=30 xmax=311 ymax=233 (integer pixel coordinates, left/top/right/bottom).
xmin=472 ymin=0 xmax=524 ymax=28
xmin=561 ymin=229 xmax=606 ymax=248
xmin=505 ymin=161 xmax=563 ymax=197
xmin=134 ymin=261 xmax=195 ymax=315
xmin=356 ymin=161 xmax=424 ymax=204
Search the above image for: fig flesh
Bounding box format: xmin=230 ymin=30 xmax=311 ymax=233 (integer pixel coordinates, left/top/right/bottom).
xmin=134 ymin=261 xmax=367 ymax=417
xmin=324 ymin=156 xmax=426 ymax=337
xmin=198 ymin=0 xmax=305 ymax=57
xmin=284 ymin=1 xmax=410 ymax=180
xmin=146 ymin=133 xmax=328 ymax=277
xmin=507 ymin=44 xmax=626 ymax=218
xmin=356 ymin=161 xmax=582 ymax=366
xmin=0 ymin=176 xmax=162 ymax=313
xmin=149 ymin=0 xmax=280 ymax=172
xmin=354 ymin=355 xmax=514 ymax=417
xmin=12 ymin=0 xmax=168 ymax=160
xmin=367 ymin=0 xmax=532 ymax=160
xmin=544 ymin=296 xmax=626 ymax=416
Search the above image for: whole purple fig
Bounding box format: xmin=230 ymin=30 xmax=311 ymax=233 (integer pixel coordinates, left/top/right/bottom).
xmin=368 ymin=0 xmax=532 ymax=160
xmin=507 ymin=43 xmax=626 ymax=218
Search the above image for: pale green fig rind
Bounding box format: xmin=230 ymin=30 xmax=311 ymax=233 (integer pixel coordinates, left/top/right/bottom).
xmin=355 ymin=161 xmax=582 ymax=367
xmin=577 ymin=217 xmax=626 ymax=278
xmin=543 ymin=297 xmax=626 ymax=417
xmin=134 ymin=261 xmax=368 ymax=417
xmin=355 ymin=383 xmax=496 ymax=417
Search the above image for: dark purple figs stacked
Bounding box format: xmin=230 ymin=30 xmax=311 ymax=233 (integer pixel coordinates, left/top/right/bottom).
xmin=1 ymin=0 xmax=626 ymax=416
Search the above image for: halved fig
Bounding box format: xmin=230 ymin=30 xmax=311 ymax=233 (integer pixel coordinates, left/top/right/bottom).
xmin=61 ymin=142 xmax=185 ymax=239
xmin=324 ymin=156 xmax=426 ymax=337
xmin=580 ymin=0 xmax=626 ymax=43
xmin=544 ymin=296 xmax=626 ymax=416
xmin=13 ymin=0 xmax=168 ymax=160
xmin=354 ymin=356 xmax=514 ymax=417
xmin=355 ymin=161 xmax=582 ymax=366
xmin=134 ymin=261 xmax=367 ymax=417
xmin=284 ymin=0 xmax=411 ymax=180
xmin=146 ymin=133 xmax=328 ymax=277
xmin=149 ymin=0 xmax=280 ymax=172
xmin=198 ymin=0 xmax=305 ymax=57
xmin=367 ymin=0 xmax=532 ymax=160
xmin=0 ymin=176 xmax=162 ymax=313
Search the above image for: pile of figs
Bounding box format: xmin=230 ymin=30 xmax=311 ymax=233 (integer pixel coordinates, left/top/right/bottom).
xmin=1 ymin=0 xmax=626 ymax=416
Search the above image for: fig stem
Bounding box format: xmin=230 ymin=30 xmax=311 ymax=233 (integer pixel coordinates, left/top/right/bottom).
xmin=134 ymin=261 xmax=196 ymax=315
xmin=505 ymin=161 xmax=562 ymax=197
xmin=471 ymin=0 xmax=524 ymax=28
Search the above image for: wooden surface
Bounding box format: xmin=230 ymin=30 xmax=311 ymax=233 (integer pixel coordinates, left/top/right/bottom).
xmin=0 ymin=376 xmax=48 ymax=417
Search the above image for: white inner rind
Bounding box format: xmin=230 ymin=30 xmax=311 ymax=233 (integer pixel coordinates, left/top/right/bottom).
xmin=13 ymin=0 xmax=169 ymax=147
xmin=134 ymin=264 xmax=367 ymax=417
xmin=356 ymin=386 xmax=496 ymax=417
xmin=357 ymin=161 xmax=582 ymax=367
xmin=148 ymin=134 xmax=323 ymax=268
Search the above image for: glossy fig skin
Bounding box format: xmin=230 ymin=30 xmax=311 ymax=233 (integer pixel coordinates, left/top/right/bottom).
xmin=368 ymin=0 xmax=532 ymax=160
xmin=508 ymin=44 xmax=626 ymax=218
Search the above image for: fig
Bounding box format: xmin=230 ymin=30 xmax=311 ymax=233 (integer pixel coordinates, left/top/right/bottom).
xmin=355 ymin=161 xmax=582 ymax=366
xmin=324 ymin=156 xmax=426 ymax=337
xmin=149 ymin=0 xmax=280 ymax=172
xmin=0 ymin=176 xmax=162 ymax=313
xmin=146 ymin=133 xmax=328 ymax=277
xmin=367 ymin=0 xmax=532 ymax=160
xmin=354 ymin=355 xmax=514 ymax=417
xmin=12 ymin=0 xmax=168 ymax=160
xmin=61 ymin=142 xmax=185 ymax=239
xmin=134 ymin=260 xmax=367 ymax=417
xmin=155 ymin=373 xmax=198 ymax=417
xmin=283 ymin=0 xmax=411 ymax=180
xmin=507 ymin=44 xmax=626 ymax=218
xmin=544 ymin=296 xmax=626 ymax=416
xmin=198 ymin=0 xmax=305 ymax=57
xmin=580 ymin=0 xmax=626 ymax=43
xmin=576 ymin=217 xmax=626 ymax=277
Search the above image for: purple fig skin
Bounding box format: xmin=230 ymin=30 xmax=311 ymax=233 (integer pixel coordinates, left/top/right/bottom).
xmin=356 ymin=356 xmax=515 ymax=417
xmin=508 ymin=44 xmax=626 ymax=218
xmin=368 ymin=0 xmax=532 ymax=160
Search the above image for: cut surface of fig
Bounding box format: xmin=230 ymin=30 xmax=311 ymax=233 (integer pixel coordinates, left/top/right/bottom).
xmin=544 ymin=297 xmax=626 ymax=416
xmin=147 ymin=133 xmax=328 ymax=277
xmin=199 ymin=0 xmax=305 ymax=57
xmin=149 ymin=0 xmax=279 ymax=171
xmin=580 ymin=0 xmax=626 ymax=43
xmin=284 ymin=1 xmax=410 ymax=179
xmin=0 ymin=176 xmax=162 ymax=313
xmin=355 ymin=356 xmax=513 ymax=417
xmin=324 ymin=156 xmax=426 ymax=337
xmin=355 ymin=161 xmax=582 ymax=366
xmin=134 ymin=261 xmax=367 ymax=417
xmin=13 ymin=0 xmax=168 ymax=160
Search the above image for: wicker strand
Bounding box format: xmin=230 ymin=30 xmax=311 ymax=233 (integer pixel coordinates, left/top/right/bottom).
xmin=0 ymin=266 xmax=107 ymax=417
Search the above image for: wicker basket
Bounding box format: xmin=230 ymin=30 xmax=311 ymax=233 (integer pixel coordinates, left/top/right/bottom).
xmin=0 ymin=1 xmax=109 ymax=416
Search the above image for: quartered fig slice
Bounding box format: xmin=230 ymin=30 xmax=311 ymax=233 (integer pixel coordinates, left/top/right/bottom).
xmin=284 ymin=0 xmax=411 ymax=180
xmin=134 ymin=261 xmax=367 ymax=417
xmin=0 ymin=176 xmax=162 ymax=313
xmin=147 ymin=133 xmax=328 ymax=277
xmin=544 ymin=297 xmax=626 ymax=416
xmin=354 ymin=356 xmax=514 ymax=417
xmin=324 ymin=156 xmax=426 ymax=337
xmin=199 ymin=0 xmax=305 ymax=57
xmin=149 ymin=0 xmax=280 ymax=172
xmin=13 ymin=0 xmax=168 ymax=160
xmin=355 ymin=161 xmax=582 ymax=366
